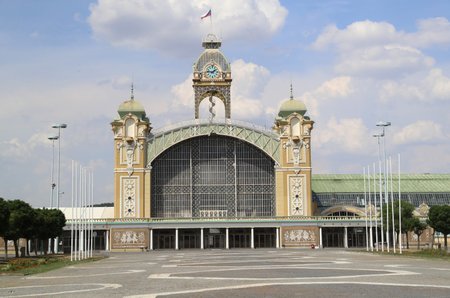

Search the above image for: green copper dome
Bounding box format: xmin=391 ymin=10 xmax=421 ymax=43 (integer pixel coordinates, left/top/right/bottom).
xmin=118 ymin=99 xmax=146 ymax=119
xmin=278 ymin=98 xmax=307 ymax=118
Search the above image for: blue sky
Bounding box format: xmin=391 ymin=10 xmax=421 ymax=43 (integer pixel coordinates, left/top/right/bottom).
xmin=1 ymin=0 xmax=450 ymax=207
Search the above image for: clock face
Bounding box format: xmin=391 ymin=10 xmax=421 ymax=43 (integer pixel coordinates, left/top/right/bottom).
xmin=206 ymin=65 xmax=219 ymax=78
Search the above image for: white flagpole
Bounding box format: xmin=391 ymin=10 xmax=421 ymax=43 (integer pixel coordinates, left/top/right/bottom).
xmin=385 ymin=156 xmax=390 ymax=253
xmin=364 ymin=167 xmax=369 ymax=251
xmin=83 ymin=167 xmax=87 ymax=259
xmin=90 ymin=169 xmax=94 ymax=257
xmin=78 ymin=164 xmax=82 ymax=261
xmin=368 ymin=165 xmax=374 ymax=251
xmin=71 ymin=160 xmax=74 ymax=261
xmin=74 ymin=162 xmax=78 ymax=261
xmin=398 ymin=154 xmax=402 ymax=254
xmin=390 ymin=157 xmax=396 ymax=253
xmin=373 ymin=163 xmax=378 ymax=251
xmin=378 ymin=160 xmax=384 ymax=251
xmin=87 ymin=169 xmax=91 ymax=259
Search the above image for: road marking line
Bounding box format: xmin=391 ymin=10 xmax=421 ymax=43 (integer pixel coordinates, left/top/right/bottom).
xmin=0 ymin=283 xmax=122 ymax=297
xmin=124 ymin=281 xmax=450 ymax=298
xmin=25 ymin=269 xmax=145 ymax=279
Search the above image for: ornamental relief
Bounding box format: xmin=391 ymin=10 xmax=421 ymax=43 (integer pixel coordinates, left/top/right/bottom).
xmin=284 ymin=229 xmax=316 ymax=243
xmin=122 ymin=179 xmax=136 ymax=218
xmin=289 ymin=176 xmax=304 ymax=215
xmin=111 ymin=229 xmax=148 ymax=249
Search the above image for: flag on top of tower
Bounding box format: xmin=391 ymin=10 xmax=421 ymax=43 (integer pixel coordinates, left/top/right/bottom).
xmin=201 ymin=9 xmax=212 ymax=20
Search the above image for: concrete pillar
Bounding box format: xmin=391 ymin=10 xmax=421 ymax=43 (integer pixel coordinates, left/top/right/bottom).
xmin=175 ymin=229 xmax=179 ymax=250
xmin=251 ymin=228 xmax=254 ymax=249
xmin=344 ymin=227 xmax=348 ymax=248
xmin=226 ymin=228 xmax=229 ymax=249
xmin=55 ymin=236 xmax=59 ymax=253
xmin=319 ymin=227 xmax=323 ymax=248
xmin=200 ymin=228 xmax=204 ymax=249
xmin=105 ymin=230 xmax=109 ymax=251
xmin=276 ymin=228 xmax=280 ymax=248
xmin=149 ymin=229 xmax=153 ymax=250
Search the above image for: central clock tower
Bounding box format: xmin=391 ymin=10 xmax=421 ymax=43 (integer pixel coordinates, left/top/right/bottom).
xmin=193 ymin=33 xmax=232 ymax=119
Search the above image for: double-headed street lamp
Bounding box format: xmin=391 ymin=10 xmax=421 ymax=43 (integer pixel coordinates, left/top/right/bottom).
xmin=48 ymin=135 xmax=59 ymax=208
xmin=52 ymin=123 xmax=67 ymax=209
xmin=375 ymin=121 xmax=391 ymax=251
xmin=373 ymin=132 xmax=385 ymax=251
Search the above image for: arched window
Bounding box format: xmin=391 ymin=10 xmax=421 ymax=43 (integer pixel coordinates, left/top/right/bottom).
xmin=125 ymin=118 xmax=135 ymax=138
xmin=151 ymin=135 xmax=275 ymax=218
xmin=291 ymin=117 xmax=301 ymax=137
xmin=328 ymin=211 xmax=359 ymax=217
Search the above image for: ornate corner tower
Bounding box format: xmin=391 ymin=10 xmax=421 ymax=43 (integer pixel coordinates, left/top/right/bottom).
xmin=193 ymin=33 xmax=232 ymax=119
xmin=273 ymin=88 xmax=314 ymax=216
xmin=111 ymin=91 xmax=151 ymax=218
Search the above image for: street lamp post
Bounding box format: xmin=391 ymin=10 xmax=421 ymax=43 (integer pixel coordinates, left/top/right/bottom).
xmin=52 ymin=123 xmax=67 ymax=209
xmin=373 ymin=133 xmax=385 ymax=251
xmin=376 ymin=121 xmax=391 ymax=252
xmin=48 ymin=136 xmax=59 ymax=208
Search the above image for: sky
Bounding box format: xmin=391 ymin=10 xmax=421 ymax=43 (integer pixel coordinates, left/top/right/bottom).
xmin=1 ymin=0 xmax=450 ymax=207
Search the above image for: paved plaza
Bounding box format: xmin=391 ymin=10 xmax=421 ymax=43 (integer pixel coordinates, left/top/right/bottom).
xmin=1 ymin=249 xmax=450 ymax=297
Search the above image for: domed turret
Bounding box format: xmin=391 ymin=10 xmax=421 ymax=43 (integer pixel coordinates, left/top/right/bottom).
xmin=117 ymin=85 xmax=146 ymax=119
xmin=277 ymin=85 xmax=307 ymax=118
xmin=118 ymin=99 xmax=146 ymax=118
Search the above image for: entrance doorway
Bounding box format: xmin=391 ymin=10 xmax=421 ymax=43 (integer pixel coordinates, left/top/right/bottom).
xmin=203 ymin=228 xmax=225 ymax=248
xmin=254 ymin=228 xmax=276 ymax=248
xmin=229 ymin=228 xmax=251 ymax=248
xmin=323 ymin=227 xmax=344 ymax=247
xmin=153 ymin=229 xmax=175 ymax=249
xmin=179 ymin=229 xmax=201 ymax=249
xmin=347 ymin=227 xmax=366 ymax=248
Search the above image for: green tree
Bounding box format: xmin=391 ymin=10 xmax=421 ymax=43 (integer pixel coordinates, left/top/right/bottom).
xmin=427 ymin=205 xmax=450 ymax=249
xmin=4 ymin=200 xmax=35 ymax=257
xmin=0 ymin=198 xmax=11 ymax=258
xmin=382 ymin=200 xmax=415 ymax=247
xmin=411 ymin=217 xmax=427 ymax=249
xmin=39 ymin=208 xmax=66 ymax=254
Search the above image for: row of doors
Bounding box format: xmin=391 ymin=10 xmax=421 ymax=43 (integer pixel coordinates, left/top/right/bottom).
xmin=153 ymin=228 xmax=276 ymax=249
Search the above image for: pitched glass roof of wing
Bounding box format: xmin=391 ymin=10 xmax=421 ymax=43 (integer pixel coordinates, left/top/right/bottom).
xmin=312 ymin=174 xmax=450 ymax=193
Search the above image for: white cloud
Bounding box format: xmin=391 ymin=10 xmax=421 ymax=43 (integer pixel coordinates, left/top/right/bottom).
xmin=0 ymin=132 xmax=50 ymax=161
xmin=380 ymin=68 xmax=450 ymax=102
xmin=314 ymin=117 xmax=370 ymax=154
xmin=334 ymin=45 xmax=434 ymax=77
xmin=298 ymin=76 xmax=353 ymax=118
xmin=88 ymin=0 xmax=288 ymax=55
xmin=313 ymin=18 xmax=450 ymax=51
xmin=311 ymin=18 xmax=450 ymax=77
xmin=393 ymin=120 xmax=446 ymax=145
xmin=313 ymin=21 xmax=398 ymax=51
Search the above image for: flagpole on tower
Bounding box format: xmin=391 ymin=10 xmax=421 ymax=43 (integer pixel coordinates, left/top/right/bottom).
xmin=201 ymin=9 xmax=213 ymax=32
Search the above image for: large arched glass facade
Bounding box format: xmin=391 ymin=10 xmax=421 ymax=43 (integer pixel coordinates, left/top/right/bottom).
xmin=151 ymin=135 xmax=275 ymax=218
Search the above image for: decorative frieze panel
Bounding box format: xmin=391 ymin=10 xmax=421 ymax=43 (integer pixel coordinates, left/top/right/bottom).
xmin=122 ymin=178 xmax=137 ymax=218
xmin=282 ymin=227 xmax=319 ymax=247
xmin=289 ymin=175 xmax=305 ymax=216
xmin=111 ymin=228 xmax=148 ymax=249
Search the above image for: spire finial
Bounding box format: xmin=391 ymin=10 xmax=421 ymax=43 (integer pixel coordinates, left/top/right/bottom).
xmin=130 ymin=83 xmax=134 ymax=101
xmin=290 ymin=83 xmax=294 ymax=100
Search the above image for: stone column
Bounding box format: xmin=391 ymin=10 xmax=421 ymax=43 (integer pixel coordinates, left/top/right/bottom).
xmin=149 ymin=229 xmax=153 ymax=250
xmin=276 ymin=228 xmax=280 ymax=248
xmin=105 ymin=230 xmax=109 ymax=251
xmin=200 ymin=228 xmax=204 ymax=249
xmin=319 ymin=227 xmax=323 ymax=249
xmin=251 ymin=228 xmax=254 ymax=249
xmin=175 ymin=229 xmax=179 ymax=250
xmin=344 ymin=227 xmax=348 ymax=249
xmin=226 ymin=228 xmax=229 ymax=249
